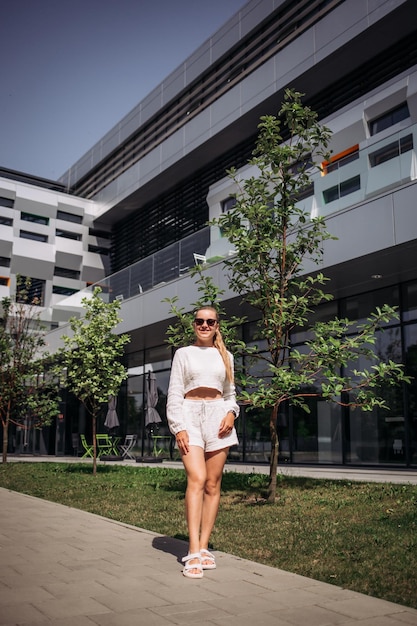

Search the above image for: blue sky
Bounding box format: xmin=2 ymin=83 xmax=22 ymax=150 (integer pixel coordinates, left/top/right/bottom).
xmin=0 ymin=0 xmax=247 ymax=181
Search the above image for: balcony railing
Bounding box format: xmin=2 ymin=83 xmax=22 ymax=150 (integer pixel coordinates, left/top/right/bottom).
xmin=89 ymin=226 xmax=211 ymax=302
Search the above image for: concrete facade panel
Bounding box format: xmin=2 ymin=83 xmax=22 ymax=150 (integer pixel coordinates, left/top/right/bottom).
xmin=55 ymin=251 xmax=82 ymax=269
xmin=119 ymin=108 xmax=142 ymax=144
xmin=11 ymin=249 xmax=55 ymax=280
xmin=210 ymin=16 xmax=241 ymax=65
xmin=162 ymin=66 xmax=185 ymax=105
xmin=81 ymin=265 xmax=106 ymax=284
xmin=322 ymin=196 xmax=395 ymax=269
xmin=69 ymin=154 xmax=93 ymax=183
xmin=240 ymin=58 xmax=276 ymax=113
xmin=139 ymin=146 xmax=161 ymax=185
xmin=392 ymin=182 xmax=417 ymax=244
xmin=184 ymin=43 xmax=211 ymax=87
xmin=368 ymin=0 xmax=408 ymax=26
xmin=210 ymin=84 xmax=242 ymax=135
xmin=183 ymin=109 xmax=211 ymax=155
xmin=276 ymin=29 xmax=315 ymax=79
xmin=99 ymin=132 xmax=120 ymax=161
xmin=160 ymin=130 xmax=185 ymax=168
xmin=0 ymin=225 xmax=13 ymax=246
xmin=240 ymin=0 xmax=275 ymax=39
xmin=116 ymin=162 xmax=140 ymax=198
xmin=140 ymin=87 xmax=163 ymax=127
xmin=314 ymin=3 xmax=368 ymax=64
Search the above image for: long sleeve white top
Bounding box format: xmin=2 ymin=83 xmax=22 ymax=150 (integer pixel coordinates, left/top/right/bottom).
xmin=166 ymin=345 xmax=239 ymax=435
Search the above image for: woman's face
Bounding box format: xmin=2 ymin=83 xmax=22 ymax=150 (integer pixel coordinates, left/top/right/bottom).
xmin=193 ymin=308 xmax=219 ymax=345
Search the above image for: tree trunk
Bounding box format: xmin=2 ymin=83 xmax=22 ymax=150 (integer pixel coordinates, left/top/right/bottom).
xmin=267 ymin=404 xmax=279 ymax=502
xmin=92 ymin=415 xmax=97 ymax=476
xmin=2 ymin=418 xmax=8 ymax=464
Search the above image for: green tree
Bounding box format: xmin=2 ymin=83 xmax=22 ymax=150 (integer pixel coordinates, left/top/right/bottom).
xmin=57 ymin=287 xmax=130 ymax=475
xmin=211 ymin=89 xmax=410 ymax=501
xmin=0 ymin=277 xmax=60 ymax=463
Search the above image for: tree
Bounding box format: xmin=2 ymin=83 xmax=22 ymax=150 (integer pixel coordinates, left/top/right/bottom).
xmin=211 ymin=89 xmax=411 ymax=501
xmin=57 ymin=287 xmax=130 ymax=475
xmin=0 ymin=277 xmax=60 ymax=463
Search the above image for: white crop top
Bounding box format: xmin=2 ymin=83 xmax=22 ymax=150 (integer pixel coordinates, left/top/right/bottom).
xmin=166 ymin=345 xmax=239 ymax=435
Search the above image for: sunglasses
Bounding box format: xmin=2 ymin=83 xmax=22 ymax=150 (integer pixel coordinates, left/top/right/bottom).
xmin=194 ymin=318 xmax=217 ymax=327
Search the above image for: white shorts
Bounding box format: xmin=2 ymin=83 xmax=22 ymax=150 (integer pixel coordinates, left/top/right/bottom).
xmin=182 ymin=398 xmax=239 ymax=453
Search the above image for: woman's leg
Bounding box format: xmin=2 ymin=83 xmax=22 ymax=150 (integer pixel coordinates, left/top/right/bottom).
xmin=199 ymin=447 xmax=229 ymax=551
xmin=181 ymin=445 xmax=206 ymax=560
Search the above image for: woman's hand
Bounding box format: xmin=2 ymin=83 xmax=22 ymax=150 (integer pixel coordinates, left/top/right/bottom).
xmin=175 ymin=430 xmax=190 ymax=455
xmin=218 ymin=412 xmax=235 ymax=438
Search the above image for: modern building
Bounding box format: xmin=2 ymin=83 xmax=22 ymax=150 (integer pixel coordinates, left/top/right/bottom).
xmin=1 ymin=0 xmax=416 ymax=466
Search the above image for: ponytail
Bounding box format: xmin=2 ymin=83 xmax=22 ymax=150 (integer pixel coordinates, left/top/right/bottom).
xmin=214 ymin=328 xmax=234 ymax=384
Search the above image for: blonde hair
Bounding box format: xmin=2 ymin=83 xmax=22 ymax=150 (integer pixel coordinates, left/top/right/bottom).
xmin=194 ymin=306 xmax=234 ymax=383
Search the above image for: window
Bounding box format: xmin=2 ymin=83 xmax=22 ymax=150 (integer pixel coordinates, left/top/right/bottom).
xmin=0 ymin=276 xmax=10 ymax=287
xmin=294 ymin=183 xmax=314 ymax=202
xmin=57 ymin=210 xmax=83 ymax=224
xmin=54 ymin=267 xmax=80 ymax=280
xmin=369 ymin=134 xmax=413 ymax=167
xmin=20 ymin=230 xmax=48 ymax=243
xmin=0 ymin=257 xmax=10 ymax=267
xmin=402 ymin=280 xmax=417 ymax=322
xmin=88 ymin=244 xmax=109 ymax=255
xmin=52 ymin=285 xmax=79 ymax=296
xmin=0 ymin=216 xmax=12 ymax=226
xmin=323 ymin=175 xmax=360 ymax=204
xmin=16 ymin=277 xmax=45 ymax=306
xmin=341 ymin=286 xmax=399 ymax=326
xmin=369 ymin=102 xmax=410 ymax=136
xmin=21 ymin=212 xmax=49 ymax=226
xmin=221 ymin=197 xmax=237 ymax=213
xmin=0 ymin=196 xmax=14 ymax=208
xmin=89 ymin=228 xmax=111 ymax=239
xmin=322 ymin=145 xmax=359 ymax=175
xmin=56 ymin=229 xmax=81 ymax=241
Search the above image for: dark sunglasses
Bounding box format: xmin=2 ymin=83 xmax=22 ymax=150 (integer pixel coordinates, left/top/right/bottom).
xmin=194 ymin=318 xmax=217 ymax=327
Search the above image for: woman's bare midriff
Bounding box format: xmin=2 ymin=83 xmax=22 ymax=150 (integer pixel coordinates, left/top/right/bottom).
xmin=184 ymin=387 xmax=222 ymax=400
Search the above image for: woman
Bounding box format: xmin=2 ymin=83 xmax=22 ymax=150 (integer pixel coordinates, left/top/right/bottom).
xmin=167 ymin=306 xmax=239 ymax=579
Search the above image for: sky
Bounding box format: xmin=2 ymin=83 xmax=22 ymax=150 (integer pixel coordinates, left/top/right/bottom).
xmin=0 ymin=0 xmax=248 ymax=181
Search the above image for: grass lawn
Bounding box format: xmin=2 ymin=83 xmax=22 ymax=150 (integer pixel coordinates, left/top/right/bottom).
xmin=0 ymin=461 xmax=416 ymax=609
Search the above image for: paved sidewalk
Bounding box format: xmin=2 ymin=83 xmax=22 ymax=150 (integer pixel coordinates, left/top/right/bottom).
xmin=1 ymin=487 xmax=417 ymax=626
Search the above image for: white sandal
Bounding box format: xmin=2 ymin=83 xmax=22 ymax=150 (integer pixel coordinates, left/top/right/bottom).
xmin=200 ymin=548 xmax=216 ymax=570
xmin=182 ymin=552 xmax=203 ymax=579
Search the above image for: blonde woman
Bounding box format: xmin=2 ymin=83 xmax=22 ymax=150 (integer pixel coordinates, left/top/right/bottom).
xmin=167 ymin=306 xmax=239 ymax=579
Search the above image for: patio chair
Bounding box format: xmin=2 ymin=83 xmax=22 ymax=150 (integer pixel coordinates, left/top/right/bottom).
xmin=96 ymin=434 xmax=113 ymax=457
xmin=119 ymin=434 xmax=137 ymax=460
xmin=80 ymin=434 xmax=93 ymax=458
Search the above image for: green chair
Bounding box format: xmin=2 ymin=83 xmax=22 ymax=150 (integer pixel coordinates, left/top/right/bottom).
xmin=96 ymin=434 xmax=113 ymax=457
xmin=80 ymin=434 xmax=93 ymax=458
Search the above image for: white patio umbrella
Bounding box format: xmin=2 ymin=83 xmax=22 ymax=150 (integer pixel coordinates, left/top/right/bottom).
xmin=145 ymin=372 xmax=162 ymax=429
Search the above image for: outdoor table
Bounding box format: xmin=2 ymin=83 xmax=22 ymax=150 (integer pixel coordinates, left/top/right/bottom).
xmin=110 ymin=436 xmax=121 ymax=455
xmin=150 ymin=435 xmax=172 ymax=457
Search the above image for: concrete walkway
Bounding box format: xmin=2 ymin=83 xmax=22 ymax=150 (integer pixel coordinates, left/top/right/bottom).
xmin=1 ymin=460 xmax=417 ymax=625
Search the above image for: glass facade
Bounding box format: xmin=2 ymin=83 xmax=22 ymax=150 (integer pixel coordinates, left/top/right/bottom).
xmin=116 ymin=280 xmax=417 ymax=468
xmin=39 ymin=279 xmax=417 ymax=467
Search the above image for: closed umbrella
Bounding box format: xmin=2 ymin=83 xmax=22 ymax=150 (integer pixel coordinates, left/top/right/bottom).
xmin=104 ymin=395 xmax=120 ymax=431
xmin=145 ymin=372 xmax=162 ymax=430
